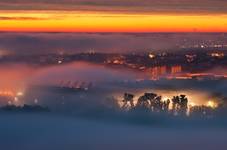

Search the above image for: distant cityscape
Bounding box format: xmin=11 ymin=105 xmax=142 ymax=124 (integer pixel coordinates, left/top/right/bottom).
xmin=1 ymin=47 xmax=227 ymax=80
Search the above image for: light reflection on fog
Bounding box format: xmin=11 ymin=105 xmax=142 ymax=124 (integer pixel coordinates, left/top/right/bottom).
xmin=0 ymin=62 xmax=225 ymax=111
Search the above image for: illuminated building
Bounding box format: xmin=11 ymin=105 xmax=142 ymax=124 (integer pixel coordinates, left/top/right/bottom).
xmin=209 ymin=52 xmax=225 ymax=58
xmin=171 ymin=65 xmax=182 ymax=74
xmin=150 ymin=66 xmax=167 ymax=80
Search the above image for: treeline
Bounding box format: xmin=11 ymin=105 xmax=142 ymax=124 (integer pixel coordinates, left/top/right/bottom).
xmin=121 ymin=92 xmax=227 ymax=118
xmin=0 ymin=104 xmax=50 ymax=113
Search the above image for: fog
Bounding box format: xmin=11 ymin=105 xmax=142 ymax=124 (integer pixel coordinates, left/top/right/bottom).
xmin=1 ymin=62 xmax=227 ymax=123
xmin=1 ymin=113 xmax=227 ymax=150
xmin=1 ymin=33 xmax=226 ymax=54
xmin=0 ymin=61 xmax=144 ymax=96
xmin=0 ymin=61 xmax=227 ymax=113
xmin=29 ymin=62 xmax=145 ymax=85
xmin=0 ymin=62 xmax=145 ymax=109
xmin=1 ymin=62 xmax=227 ymax=150
xmin=0 ymin=64 xmax=33 ymax=90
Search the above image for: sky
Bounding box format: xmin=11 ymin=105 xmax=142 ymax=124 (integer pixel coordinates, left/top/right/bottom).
xmin=0 ymin=0 xmax=227 ymax=32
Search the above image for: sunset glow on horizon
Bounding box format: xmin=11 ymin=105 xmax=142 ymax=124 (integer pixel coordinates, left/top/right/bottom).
xmin=0 ymin=11 xmax=227 ymax=32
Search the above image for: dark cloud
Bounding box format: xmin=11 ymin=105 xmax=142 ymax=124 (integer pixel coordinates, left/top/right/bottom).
xmin=0 ymin=16 xmax=48 ymax=20
xmin=0 ymin=0 xmax=226 ymax=14
xmin=0 ymin=33 xmax=175 ymax=54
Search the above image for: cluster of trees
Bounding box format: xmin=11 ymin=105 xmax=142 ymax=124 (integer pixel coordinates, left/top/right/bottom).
xmin=122 ymin=92 xmax=188 ymax=112
xmin=0 ymin=104 xmax=50 ymax=113
xmin=121 ymin=92 xmax=223 ymax=117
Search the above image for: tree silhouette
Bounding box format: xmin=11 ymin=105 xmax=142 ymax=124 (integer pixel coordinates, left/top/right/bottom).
xmin=122 ymin=93 xmax=135 ymax=109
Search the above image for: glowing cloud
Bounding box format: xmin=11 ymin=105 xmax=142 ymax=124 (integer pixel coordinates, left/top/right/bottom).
xmin=0 ymin=11 xmax=227 ymax=32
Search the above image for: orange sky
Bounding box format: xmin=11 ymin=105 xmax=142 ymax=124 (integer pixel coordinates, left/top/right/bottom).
xmin=0 ymin=11 xmax=227 ymax=32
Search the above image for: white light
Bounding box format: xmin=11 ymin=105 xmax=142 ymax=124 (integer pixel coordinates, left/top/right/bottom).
xmin=14 ymin=97 xmax=18 ymax=102
xmin=17 ymin=92 xmax=24 ymax=96
xmin=189 ymin=102 xmax=196 ymax=107
xmin=34 ymin=99 xmax=39 ymax=104
xmin=149 ymin=54 xmax=155 ymax=59
xmin=207 ymin=101 xmax=217 ymax=108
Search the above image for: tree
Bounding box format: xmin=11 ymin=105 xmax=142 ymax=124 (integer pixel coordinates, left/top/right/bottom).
xmin=122 ymin=93 xmax=135 ymax=109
